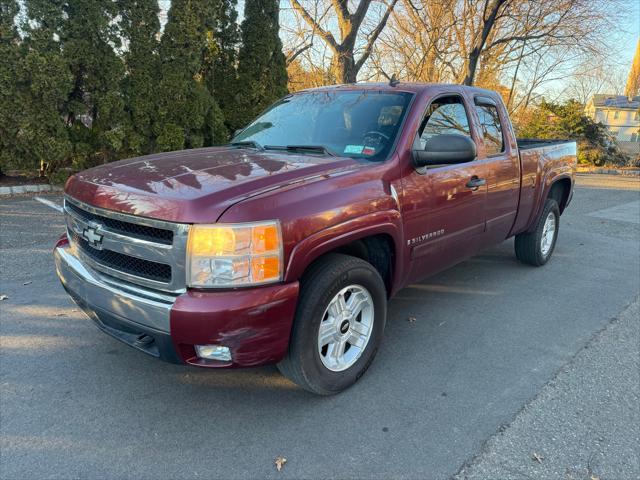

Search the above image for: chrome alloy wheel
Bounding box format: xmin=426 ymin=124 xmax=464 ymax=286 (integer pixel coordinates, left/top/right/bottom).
xmin=540 ymin=211 xmax=556 ymax=257
xmin=317 ymin=284 xmax=374 ymax=372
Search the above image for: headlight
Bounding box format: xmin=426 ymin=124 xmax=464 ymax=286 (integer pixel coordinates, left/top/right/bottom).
xmin=186 ymin=221 xmax=283 ymax=288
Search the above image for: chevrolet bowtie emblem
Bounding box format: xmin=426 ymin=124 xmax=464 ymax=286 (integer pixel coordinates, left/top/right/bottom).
xmin=82 ymin=224 xmax=104 ymax=249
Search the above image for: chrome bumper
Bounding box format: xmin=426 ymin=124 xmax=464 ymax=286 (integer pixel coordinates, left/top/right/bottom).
xmin=54 ymin=245 xmax=182 ymax=362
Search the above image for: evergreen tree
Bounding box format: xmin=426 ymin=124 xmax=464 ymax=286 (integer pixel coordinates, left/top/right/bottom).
xmin=0 ymin=0 xmax=22 ymax=173
xmin=204 ymin=0 xmax=239 ymax=142
xmin=62 ymin=0 xmax=126 ymax=166
xmin=156 ymin=0 xmax=226 ymax=151
xmin=19 ymin=0 xmax=72 ymax=173
xmin=517 ymin=100 xmax=627 ymax=166
xmin=234 ymin=0 xmax=288 ymax=130
xmin=119 ymin=0 xmax=161 ymax=156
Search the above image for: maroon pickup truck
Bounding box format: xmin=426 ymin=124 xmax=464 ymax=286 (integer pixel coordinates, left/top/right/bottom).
xmin=54 ymin=83 xmax=576 ymax=394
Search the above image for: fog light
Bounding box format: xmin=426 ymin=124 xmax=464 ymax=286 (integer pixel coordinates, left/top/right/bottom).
xmin=195 ymin=345 xmax=232 ymax=362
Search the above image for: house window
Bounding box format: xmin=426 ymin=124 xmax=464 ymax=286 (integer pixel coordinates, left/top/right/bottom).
xmin=613 ymin=110 xmax=619 ymax=120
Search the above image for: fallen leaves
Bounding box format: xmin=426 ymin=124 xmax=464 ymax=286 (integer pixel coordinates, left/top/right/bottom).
xmin=22 ymin=281 xmax=32 ymax=286
xmin=407 ymin=316 xmax=416 ymax=323
xmin=274 ymin=456 xmax=287 ymax=472
xmin=0 ymin=295 xmax=7 ymax=301
xmin=532 ymin=452 xmax=544 ymax=463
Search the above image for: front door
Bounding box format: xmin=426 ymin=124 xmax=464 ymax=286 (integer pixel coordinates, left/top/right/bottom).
xmin=402 ymin=93 xmax=488 ymax=283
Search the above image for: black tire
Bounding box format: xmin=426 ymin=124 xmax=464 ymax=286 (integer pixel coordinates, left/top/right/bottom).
xmin=277 ymin=253 xmax=387 ymax=395
xmin=515 ymin=198 xmax=560 ymax=266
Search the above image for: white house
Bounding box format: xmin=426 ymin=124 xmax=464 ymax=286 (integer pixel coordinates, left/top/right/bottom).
xmin=585 ymin=94 xmax=640 ymax=156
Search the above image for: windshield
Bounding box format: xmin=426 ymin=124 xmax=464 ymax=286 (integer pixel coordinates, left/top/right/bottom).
xmin=232 ymin=90 xmax=414 ymax=161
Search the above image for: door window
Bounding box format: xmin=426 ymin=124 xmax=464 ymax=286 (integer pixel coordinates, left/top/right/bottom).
xmin=475 ymin=102 xmax=504 ymax=155
xmin=419 ymin=96 xmax=472 ymax=149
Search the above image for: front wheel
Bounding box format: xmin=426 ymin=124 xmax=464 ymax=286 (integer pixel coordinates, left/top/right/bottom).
xmin=514 ymin=198 xmax=560 ymax=266
xmin=277 ymin=254 xmax=387 ymax=395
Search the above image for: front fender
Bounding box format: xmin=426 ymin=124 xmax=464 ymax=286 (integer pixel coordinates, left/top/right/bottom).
xmin=283 ymin=210 xmax=405 ymax=294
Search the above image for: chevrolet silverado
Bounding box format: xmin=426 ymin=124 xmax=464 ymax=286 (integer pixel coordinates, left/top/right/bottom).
xmin=54 ymin=83 xmax=576 ymax=394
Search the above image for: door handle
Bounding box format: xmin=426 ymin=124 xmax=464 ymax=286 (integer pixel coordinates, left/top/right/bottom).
xmin=466 ymin=177 xmax=486 ymax=190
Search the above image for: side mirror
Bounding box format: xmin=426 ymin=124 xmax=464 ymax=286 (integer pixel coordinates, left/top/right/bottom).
xmin=412 ymin=134 xmax=477 ymax=168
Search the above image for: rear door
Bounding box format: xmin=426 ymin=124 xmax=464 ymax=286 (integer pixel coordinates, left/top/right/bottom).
xmin=472 ymin=96 xmax=521 ymax=245
xmin=402 ymin=93 xmax=489 ymax=282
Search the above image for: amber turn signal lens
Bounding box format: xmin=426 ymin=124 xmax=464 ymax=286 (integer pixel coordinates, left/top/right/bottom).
xmin=251 ymin=224 xmax=279 ymax=253
xmin=251 ymin=255 xmax=281 ymax=282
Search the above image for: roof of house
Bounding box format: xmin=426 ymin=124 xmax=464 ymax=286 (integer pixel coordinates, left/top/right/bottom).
xmin=590 ymin=94 xmax=640 ymax=110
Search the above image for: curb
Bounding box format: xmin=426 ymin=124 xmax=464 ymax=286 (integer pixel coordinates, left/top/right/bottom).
xmin=0 ymin=184 xmax=63 ymax=196
xmin=576 ymin=168 xmax=640 ymax=177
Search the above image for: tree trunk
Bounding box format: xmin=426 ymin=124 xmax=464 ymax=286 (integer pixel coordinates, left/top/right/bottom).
xmin=462 ymin=0 xmax=507 ymax=86
xmin=332 ymin=49 xmax=357 ymax=83
xmin=462 ymin=48 xmax=481 ymax=86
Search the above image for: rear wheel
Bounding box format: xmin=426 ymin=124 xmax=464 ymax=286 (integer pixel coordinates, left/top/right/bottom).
xmin=515 ymin=198 xmax=560 ymax=266
xmin=278 ymin=254 xmax=387 ymax=395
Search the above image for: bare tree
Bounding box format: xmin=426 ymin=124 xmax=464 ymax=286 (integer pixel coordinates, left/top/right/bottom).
xmin=280 ymin=1 xmax=335 ymax=90
xmin=371 ymin=0 xmax=614 ymax=89
xmin=462 ymin=0 xmax=507 ymax=85
xmin=563 ymin=61 xmax=627 ymax=104
xmin=288 ymin=0 xmax=398 ymax=83
xmin=367 ymin=0 xmax=460 ymax=82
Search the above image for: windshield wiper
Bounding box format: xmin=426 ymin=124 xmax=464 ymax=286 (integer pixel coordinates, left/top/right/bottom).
xmin=264 ymin=145 xmax=335 ymax=156
xmin=229 ymin=140 xmax=263 ymax=150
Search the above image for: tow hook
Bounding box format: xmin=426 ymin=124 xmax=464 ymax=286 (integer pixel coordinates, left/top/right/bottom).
xmin=134 ymin=334 xmax=155 ymax=348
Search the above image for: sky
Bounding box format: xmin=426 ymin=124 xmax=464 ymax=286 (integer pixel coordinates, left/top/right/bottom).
xmin=601 ymin=0 xmax=639 ymax=79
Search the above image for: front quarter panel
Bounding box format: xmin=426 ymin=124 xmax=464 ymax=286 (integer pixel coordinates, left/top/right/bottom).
xmin=218 ymin=161 xmax=405 ymax=291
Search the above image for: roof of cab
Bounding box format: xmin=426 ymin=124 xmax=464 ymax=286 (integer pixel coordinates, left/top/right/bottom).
xmin=294 ymin=82 xmax=498 ymax=97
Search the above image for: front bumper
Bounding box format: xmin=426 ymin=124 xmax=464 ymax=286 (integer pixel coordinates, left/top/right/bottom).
xmin=54 ymin=241 xmax=299 ymax=368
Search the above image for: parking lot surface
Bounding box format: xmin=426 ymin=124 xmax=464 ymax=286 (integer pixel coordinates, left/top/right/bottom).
xmin=1 ymin=174 xmax=638 ymax=479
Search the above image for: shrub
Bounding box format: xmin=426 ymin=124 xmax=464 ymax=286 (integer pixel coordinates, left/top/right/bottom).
xmin=515 ymin=100 xmax=626 ymax=166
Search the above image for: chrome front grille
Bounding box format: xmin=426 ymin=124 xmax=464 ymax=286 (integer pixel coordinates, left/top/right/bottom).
xmin=65 ymin=200 xmax=174 ymax=245
xmin=64 ymin=196 xmax=189 ymax=293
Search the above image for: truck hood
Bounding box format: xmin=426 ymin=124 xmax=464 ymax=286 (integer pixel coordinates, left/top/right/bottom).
xmin=65 ymin=147 xmax=361 ymax=223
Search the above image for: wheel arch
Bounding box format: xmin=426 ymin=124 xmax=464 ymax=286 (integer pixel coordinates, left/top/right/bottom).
xmin=284 ymin=212 xmax=404 ymax=297
xmin=547 ymin=177 xmax=572 ymax=214
xmin=523 ymin=173 xmax=573 ymax=234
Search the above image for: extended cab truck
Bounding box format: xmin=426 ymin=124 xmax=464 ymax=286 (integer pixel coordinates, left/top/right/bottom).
xmin=54 ymin=83 xmax=576 ymax=394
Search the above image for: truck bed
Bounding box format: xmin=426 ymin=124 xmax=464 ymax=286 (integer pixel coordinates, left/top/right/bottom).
xmin=510 ymin=138 xmax=577 ymax=236
xmin=517 ymin=138 xmax=572 ymax=150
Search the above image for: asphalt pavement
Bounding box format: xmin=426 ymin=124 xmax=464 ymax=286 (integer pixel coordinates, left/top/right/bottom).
xmin=455 ymin=296 xmax=639 ymax=480
xmin=1 ymin=174 xmax=639 ymax=479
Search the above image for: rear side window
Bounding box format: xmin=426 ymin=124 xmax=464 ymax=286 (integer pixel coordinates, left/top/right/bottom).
xmin=475 ymin=101 xmax=504 ymax=155
xmin=419 ymin=96 xmax=471 ymax=149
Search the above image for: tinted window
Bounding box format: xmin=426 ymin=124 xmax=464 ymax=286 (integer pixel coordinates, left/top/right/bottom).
xmin=233 ymin=91 xmax=413 ymax=162
xmin=419 ymin=97 xmax=471 ymax=148
xmin=475 ymin=103 xmax=504 ymax=155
